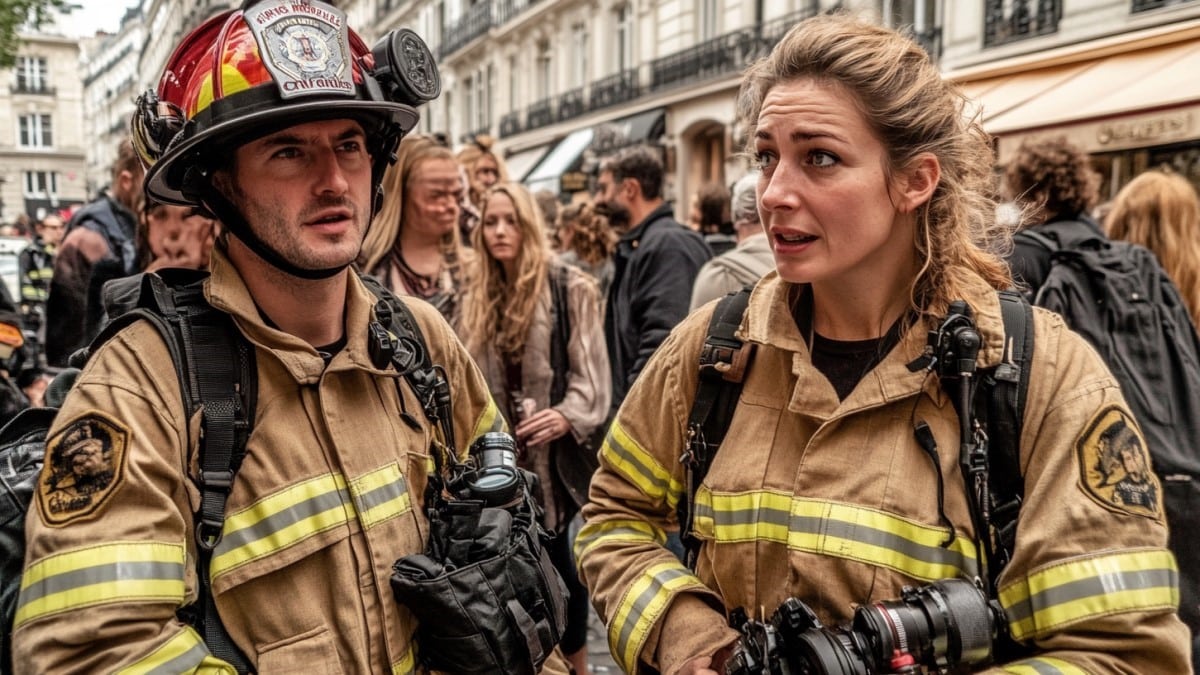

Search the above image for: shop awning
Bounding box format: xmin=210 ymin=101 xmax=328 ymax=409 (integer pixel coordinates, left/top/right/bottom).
xmin=591 ymin=108 xmax=667 ymax=155
xmin=503 ymin=143 xmax=552 ymax=183
xmin=524 ymin=128 xmax=594 ymax=194
xmin=958 ymin=38 xmax=1200 ymax=136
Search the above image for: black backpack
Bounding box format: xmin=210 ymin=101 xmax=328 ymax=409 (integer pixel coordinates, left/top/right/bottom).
xmin=0 ymin=268 xmax=257 ymax=673
xmin=1018 ymin=223 xmax=1200 ymax=636
xmin=0 ymin=270 xmax=443 ymax=674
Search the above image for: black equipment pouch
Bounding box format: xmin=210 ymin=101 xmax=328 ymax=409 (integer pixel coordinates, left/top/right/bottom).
xmin=390 ymin=469 xmax=568 ymax=675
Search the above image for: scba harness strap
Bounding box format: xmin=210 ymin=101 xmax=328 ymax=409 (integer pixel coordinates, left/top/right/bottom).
xmin=69 ymin=270 xmax=451 ymax=673
xmin=680 ymin=288 xmax=1034 ymax=596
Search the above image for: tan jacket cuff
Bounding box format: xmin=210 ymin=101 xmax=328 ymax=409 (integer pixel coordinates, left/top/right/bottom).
xmin=652 ymin=593 xmax=741 ymax=675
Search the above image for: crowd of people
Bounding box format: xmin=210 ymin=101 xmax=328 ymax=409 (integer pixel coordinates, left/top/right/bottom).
xmin=3 ymin=1 xmax=1199 ymax=673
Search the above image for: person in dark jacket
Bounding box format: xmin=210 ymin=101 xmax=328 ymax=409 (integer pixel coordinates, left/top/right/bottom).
xmin=595 ymin=145 xmax=712 ymax=415
xmin=43 ymin=138 xmax=143 ymax=366
xmin=1002 ymin=136 xmax=1103 ymax=295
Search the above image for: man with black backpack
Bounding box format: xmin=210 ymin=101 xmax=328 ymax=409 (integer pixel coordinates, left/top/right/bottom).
xmin=1005 ymin=136 xmax=1200 ymax=662
xmin=6 ymin=2 xmax=568 ymax=673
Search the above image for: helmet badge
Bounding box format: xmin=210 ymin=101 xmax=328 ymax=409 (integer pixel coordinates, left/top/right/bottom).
xmin=245 ymin=0 xmax=354 ymax=100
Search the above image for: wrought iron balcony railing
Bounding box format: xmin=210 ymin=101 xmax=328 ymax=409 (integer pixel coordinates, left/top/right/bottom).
xmin=984 ymin=0 xmax=1061 ymax=48
xmin=1132 ymin=0 xmax=1198 ymax=10
xmin=10 ymin=84 xmax=55 ymax=95
xmin=588 ymin=69 xmax=639 ymax=112
xmin=440 ymin=2 xmax=493 ymax=58
xmin=499 ymin=111 xmax=523 ymax=138
xmin=556 ymin=88 xmax=585 ymax=123
xmin=495 ymin=0 xmax=543 ymax=26
xmin=648 ymin=8 xmax=814 ymax=94
xmin=525 ymin=98 xmax=555 ymax=132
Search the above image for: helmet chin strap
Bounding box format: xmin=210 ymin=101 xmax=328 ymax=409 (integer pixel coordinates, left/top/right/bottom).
xmin=198 ymin=183 xmax=350 ymax=280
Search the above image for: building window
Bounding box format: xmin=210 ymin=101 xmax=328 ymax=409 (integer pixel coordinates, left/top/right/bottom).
xmin=508 ymin=54 xmax=519 ymax=111
xmin=881 ymin=0 xmax=935 ymax=31
xmin=571 ymin=23 xmax=589 ymax=84
xmin=698 ymin=0 xmax=719 ymax=40
xmin=464 ymin=74 xmax=474 ymax=133
xmin=486 ymin=62 xmax=495 ymax=130
xmin=23 ymin=171 xmax=58 ymax=197
xmin=615 ymin=5 xmax=633 ymax=73
xmin=536 ymin=41 xmax=552 ymax=100
xmin=881 ymin=0 xmax=939 ymax=55
xmin=18 ymin=114 xmax=52 ymax=148
xmin=16 ymin=56 xmax=48 ymax=93
xmin=475 ymin=67 xmax=488 ymax=130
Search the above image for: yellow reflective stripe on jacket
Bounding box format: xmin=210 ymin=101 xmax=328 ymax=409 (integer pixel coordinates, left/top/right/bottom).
xmin=350 ymin=462 xmax=411 ymax=529
xmin=693 ymin=488 xmax=979 ymax=582
xmin=999 ymin=548 xmax=1178 ymax=641
xmin=600 ymin=421 xmax=684 ymax=508
xmin=610 ymin=562 xmax=703 ymax=674
xmin=15 ymin=541 xmax=186 ymax=628
xmin=1000 ymin=656 xmax=1088 ymax=674
xmin=471 ymin=398 xmax=506 ymax=442
xmin=391 ymin=642 xmax=416 ymax=674
xmin=212 ymin=473 xmax=355 ymax=577
xmin=116 ymin=626 xmax=236 ymax=675
xmin=20 ymin=284 xmax=48 ymax=300
xmin=574 ymin=518 xmax=667 ymax=568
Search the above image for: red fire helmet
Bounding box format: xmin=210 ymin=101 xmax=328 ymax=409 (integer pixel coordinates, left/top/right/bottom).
xmin=135 ymin=0 xmax=440 ymax=207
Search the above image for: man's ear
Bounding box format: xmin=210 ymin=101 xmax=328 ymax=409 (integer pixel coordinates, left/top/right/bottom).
xmin=895 ymin=153 xmax=941 ymax=214
xmin=621 ymin=177 xmax=640 ymax=202
xmin=117 ymin=169 xmax=136 ymax=196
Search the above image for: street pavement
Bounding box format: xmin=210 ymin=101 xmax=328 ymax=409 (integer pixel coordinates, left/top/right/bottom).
xmin=584 ymin=604 xmax=618 ymax=673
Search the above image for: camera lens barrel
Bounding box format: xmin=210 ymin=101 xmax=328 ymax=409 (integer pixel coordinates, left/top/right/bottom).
xmin=466 ymin=432 xmax=522 ymax=506
xmin=851 ymin=578 xmax=993 ymax=671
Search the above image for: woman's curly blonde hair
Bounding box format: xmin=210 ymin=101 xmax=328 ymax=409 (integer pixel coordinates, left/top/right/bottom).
xmin=460 ymin=183 xmax=550 ymax=355
xmin=736 ymin=11 xmax=1011 ymax=317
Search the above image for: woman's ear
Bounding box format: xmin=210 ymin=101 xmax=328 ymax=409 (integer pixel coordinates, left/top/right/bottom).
xmin=895 ymin=153 xmax=941 ymax=214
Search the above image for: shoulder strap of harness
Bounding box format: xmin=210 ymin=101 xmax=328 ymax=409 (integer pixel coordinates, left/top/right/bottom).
xmin=982 ymin=289 xmax=1034 ymax=586
xmin=679 ymin=286 xmax=756 ymax=569
xmin=357 ymin=274 xmax=455 ymax=474
xmin=81 ymin=268 xmax=256 ymax=672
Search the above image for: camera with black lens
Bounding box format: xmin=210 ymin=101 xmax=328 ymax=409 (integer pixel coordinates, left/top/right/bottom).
xmin=725 ymin=578 xmax=1000 ymax=675
xmin=451 ymin=431 xmax=526 ymax=507
xmin=391 ymin=430 xmax=567 ymax=675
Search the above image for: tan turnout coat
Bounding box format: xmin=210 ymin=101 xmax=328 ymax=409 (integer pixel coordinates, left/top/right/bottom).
xmin=578 ymin=271 xmax=1190 ymax=675
xmin=14 ymin=248 xmax=515 ymax=673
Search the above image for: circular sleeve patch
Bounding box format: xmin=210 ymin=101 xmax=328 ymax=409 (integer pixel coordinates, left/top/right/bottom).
xmin=38 ymin=412 xmax=129 ymax=526
xmin=1076 ymin=405 xmax=1161 ymax=520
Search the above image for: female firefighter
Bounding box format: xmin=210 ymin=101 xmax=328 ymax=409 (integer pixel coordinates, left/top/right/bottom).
xmin=575 ymin=12 xmax=1189 ymax=675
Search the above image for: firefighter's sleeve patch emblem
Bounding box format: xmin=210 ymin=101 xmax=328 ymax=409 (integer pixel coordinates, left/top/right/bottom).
xmin=1076 ymin=405 xmax=1162 ymax=521
xmin=38 ymin=412 xmax=128 ymax=526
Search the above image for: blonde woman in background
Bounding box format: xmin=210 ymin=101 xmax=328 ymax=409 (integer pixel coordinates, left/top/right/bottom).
xmin=359 ymin=134 xmax=473 ymax=323
xmin=460 ymin=182 xmax=609 ymax=675
xmin=457 ymin=134 xmax=509 ymax=212
xmin=1105 ymin=169 xmax=1200 ymax=328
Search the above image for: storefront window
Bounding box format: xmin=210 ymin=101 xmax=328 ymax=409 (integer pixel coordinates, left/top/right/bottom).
xmin=1092 ymin=139 xmax=1200 ymax=203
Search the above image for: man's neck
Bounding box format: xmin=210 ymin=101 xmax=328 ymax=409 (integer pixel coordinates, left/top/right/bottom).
xmin=627 ymin=198 xmax=665 ymax=232
xmin=227 ymin=240 xmax=348 ymax=347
